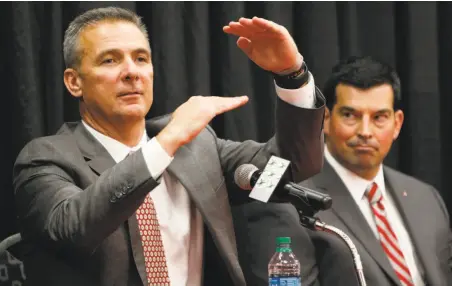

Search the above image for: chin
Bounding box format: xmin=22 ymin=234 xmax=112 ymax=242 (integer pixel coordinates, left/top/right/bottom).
xmin=354 ymin=158 xmax=379 ymax=169
xmin=119 ymin=105 xmax=148 ymax=117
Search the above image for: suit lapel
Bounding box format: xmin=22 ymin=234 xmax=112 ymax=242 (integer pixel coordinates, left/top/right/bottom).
xmin=314 ymin=161 xmax=401 ymax=284
xmin=166 ymin=146 xmax=225 ymax=233
xmin=73 ymin=122 xmax=148 ymax=284
xmin=146 ymin=119 xmax=241 ymax=284
xmin=73 ymin=122 xmax=117 ymax=175
xmin=383 ymin=167 xmax=430 ymax=284
xmin=73 ymin=120 xmax=240 ymax=284
xmin=166 ymin=144 xmax=240 ymax=281
xmin=146 ymin=118 xmax=236 ymax=253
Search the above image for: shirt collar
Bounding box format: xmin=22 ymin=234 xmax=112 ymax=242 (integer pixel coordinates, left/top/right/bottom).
xmin=324 ymin=146 xmax=386 ymax=204
xmin=82 ymin=120 xmax=148 ymax=163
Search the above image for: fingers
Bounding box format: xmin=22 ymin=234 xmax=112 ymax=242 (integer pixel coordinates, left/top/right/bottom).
xmin=223 ymin=22 xmax=252 ymax=38
xmin=238 ymin=17 xmax=266 ymax=33
xmin=224 ymin=17 xmax=283 ymax=38
xmin=212 ymin=96 xmax=249 ymax=115
xmin=236 ymin=37 xmax=252 ymax=56
xmin=250 ymin=17 xmax=281 ymax=34
xmin=224 ymin=17 xmax=266 ymax=35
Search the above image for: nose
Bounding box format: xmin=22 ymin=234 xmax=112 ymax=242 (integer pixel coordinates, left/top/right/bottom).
xmin=122 ymin=58 xmax=139 ymax=82
xmin=357 ymin=116 xmax=373 ymax=139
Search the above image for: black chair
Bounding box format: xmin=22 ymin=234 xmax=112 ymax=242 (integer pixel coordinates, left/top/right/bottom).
xmin=0 ymin=233 xmax=26 ymax=285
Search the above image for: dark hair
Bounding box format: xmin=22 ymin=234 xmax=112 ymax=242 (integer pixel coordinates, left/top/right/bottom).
xmin=322 ymin=56 xmax=402 ymax=111
xmin=63 ymin=7 xmax=148 ymax=69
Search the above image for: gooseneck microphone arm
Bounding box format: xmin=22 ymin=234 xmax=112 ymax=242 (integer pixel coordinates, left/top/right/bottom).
xmin=234 ymin=159 xmax=367 ymax=286
xmin=295 ymin=209 xmax=367 ymax=286
xmin=234 ymin=160 xmax=367 ymax=286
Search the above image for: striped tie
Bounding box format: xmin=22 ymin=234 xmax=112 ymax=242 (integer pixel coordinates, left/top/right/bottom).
xmin=365 ymin=182 xmax=414 ymax=286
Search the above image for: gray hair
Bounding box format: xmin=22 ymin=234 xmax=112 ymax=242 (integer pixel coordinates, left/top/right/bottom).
xmin=63 ymin=7 xmax=149 ymax=69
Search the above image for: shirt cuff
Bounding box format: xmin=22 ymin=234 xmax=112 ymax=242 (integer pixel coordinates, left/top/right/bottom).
xmin=141 ymin=137 xmax=174 ymax=180
xmin=275 ymin=72 xmax=316 ymax=109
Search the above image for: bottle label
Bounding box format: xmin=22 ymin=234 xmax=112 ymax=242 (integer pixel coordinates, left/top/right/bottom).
xmin=269 ymin=276 xmax=301 ymax=286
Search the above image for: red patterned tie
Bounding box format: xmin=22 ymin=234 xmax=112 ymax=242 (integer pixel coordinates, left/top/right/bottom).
xmin=365 ymin=182 xmax=414 ymax=286
xmin=136 ymin=193 xmax=171 ymax=285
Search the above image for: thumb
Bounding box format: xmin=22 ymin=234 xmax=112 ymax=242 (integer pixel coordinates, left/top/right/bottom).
xmin=237 ymin=37 xmax=252 ymax=56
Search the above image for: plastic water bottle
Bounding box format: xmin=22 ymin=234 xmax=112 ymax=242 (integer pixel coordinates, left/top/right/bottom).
xmin=268 ymin=236 xmax=301 ymax=286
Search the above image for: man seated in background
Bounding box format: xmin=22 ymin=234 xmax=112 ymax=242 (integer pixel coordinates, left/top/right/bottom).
xmin=301 ymin=56 xmax=452 ymax=286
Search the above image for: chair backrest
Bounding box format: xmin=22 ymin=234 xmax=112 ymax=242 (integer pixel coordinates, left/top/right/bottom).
xmin=0 ymin=233 xmax=21 ymax=256
xmin=0 ymin=233 xmax=26 ymax=284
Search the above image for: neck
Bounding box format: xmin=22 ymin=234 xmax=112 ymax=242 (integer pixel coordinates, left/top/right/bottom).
xmin=346 ymin=165 xmax=379 ymax=181
xmin=81 ymin=113 xmax=145 ymax=147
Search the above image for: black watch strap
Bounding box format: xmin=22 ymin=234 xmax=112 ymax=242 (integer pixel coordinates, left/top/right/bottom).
xmin=272 ymin=62 xmax=310 ymax=89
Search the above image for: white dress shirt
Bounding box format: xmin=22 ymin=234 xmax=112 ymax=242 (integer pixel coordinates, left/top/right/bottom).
xmin=82 ymin=73 xmax=316 ymax=286
xmin=324 ymin=147 xmax=425 ymax=285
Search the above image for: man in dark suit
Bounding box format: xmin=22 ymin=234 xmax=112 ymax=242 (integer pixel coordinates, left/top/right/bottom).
xmin=301 ymin=56 xmax=452 ymax=286
xmin=12 ymin=7 xmax=325 ymax=286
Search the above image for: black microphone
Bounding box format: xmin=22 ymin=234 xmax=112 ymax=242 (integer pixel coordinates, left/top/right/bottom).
xmin=234 ymin=164 xmax=332 ymax=211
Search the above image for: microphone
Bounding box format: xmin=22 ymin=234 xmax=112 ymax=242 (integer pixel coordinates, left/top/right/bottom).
xmin=234 ymin=163 xmax=332 ymax=211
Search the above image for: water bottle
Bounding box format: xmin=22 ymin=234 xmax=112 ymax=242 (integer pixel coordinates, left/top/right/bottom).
xmin=268 ymin=236 xmax=301 ymax=286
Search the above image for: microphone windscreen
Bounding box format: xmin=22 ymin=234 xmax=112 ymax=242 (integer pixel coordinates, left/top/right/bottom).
xmin=234 ymin=164 xmax=258 ymax=190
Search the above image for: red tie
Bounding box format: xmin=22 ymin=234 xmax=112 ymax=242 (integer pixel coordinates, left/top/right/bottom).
xmin=136 ymin=192 xmax=170 ymax=285
xmin=365 ymin=182 xmax=414 ymax=286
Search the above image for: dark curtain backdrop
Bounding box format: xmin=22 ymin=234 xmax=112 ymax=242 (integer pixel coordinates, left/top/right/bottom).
xmin=0 ymin=1 xmax=451 ymax=240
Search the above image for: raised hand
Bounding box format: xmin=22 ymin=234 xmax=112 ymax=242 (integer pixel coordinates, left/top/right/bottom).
xmin=156 ymin=95 xmax=249 ymax=156
xmin=223 ymin=17 xmax=301 ymax=73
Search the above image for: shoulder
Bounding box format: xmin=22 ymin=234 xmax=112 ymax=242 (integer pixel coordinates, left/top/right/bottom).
xmin=15 ymin=122 xmax=82 ymax=165
xmin=383 ymin=165 xmax=434 ymax=190
xmin=384 ymin=165 xmax=449 ymax=216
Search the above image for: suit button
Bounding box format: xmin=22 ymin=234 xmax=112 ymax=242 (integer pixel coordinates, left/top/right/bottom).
xmin=110 ymin=196 xmax=117 ymax=203
xmin=114 ymin=191 xmax=123 ymax=199
xmin=126 ymin=182 xmax=134 ymax=189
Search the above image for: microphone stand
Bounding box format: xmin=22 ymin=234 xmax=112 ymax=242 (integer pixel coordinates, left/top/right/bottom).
xmin=289 ymin=194 xmax=367 ymax=286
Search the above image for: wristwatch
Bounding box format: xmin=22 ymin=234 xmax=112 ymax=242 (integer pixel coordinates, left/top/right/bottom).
xmin=272 ymin=61 xmax=310 ymax=89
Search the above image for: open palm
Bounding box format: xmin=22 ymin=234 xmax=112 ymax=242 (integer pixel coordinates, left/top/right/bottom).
xmin=223 ymin=17 xmax=300 ymax=73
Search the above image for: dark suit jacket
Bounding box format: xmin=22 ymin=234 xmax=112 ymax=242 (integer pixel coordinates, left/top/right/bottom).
xmin=12 ymin=95 xmax=325 ymax=286
xmin=301 ymin=161 xmax=452 ymax=286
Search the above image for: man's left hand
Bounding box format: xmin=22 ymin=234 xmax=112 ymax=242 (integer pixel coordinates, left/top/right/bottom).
xmin=223 ymin=17 xmax=300 ymax=73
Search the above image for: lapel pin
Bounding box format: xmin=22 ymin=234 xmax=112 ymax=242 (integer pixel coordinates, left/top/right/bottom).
xmin=402 ymin=191 xmax=407 ymax=197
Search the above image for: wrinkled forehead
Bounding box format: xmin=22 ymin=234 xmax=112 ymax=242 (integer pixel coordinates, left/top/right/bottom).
xmin=335 ymin=83 xmax=394 ymax=112
xmin=78 ymin=20 xmax=151 ymax=60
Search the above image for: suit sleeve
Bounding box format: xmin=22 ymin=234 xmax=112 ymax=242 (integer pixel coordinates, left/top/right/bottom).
xmin=431 ymin=186 xmax=452 ymax=273
xmin=214 ymin=87 xmax=325 ymax=184
xmin=13 ymin=140 xmax=157 ymax=255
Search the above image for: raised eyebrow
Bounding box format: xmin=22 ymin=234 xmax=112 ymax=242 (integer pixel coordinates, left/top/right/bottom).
xmin=375 ymin=108 xmax=393 ymax=114
xmin=338 ymin=107 xmax=393 ymax=114
xmin=96 ymin=48 xmax=151 ymax=59
xmin=134 ymin=48 xmax=151 ymax=57
xmin=95 ymin=49 xmax=119 ymax=62
xmin=338 ymin=106 xmax=356 ymax=113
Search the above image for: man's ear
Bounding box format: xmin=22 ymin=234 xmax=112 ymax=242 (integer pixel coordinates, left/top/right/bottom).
xmin=393 ymin=109 xmax=404 ymax=140
xmin=323 ymin=107 xmax=331 ymax=137
xmin=64 ymin=68 xmax=83 ymax=98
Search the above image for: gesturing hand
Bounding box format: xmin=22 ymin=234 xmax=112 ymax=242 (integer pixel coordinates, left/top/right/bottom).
xmin=156 ymin=95 xmax=249 ymax=156
xmin=223 ymin=17 xmax=301 ymax=73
